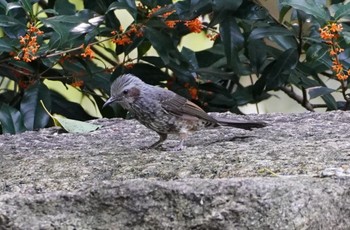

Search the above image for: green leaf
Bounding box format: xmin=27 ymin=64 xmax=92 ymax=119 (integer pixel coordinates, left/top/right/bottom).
xmin=144 ymin=27 xmax=169 ymax=64
xmin=212 ymin=0 xmax=243 ymax=11
xmin=248 ymin=39 xmax=267 ymax=73
xmin=121 ymin=63 xmax=170 ymax=85
xmin=236 ymin=1 xmax=269 ymax=20
xmin=322 ymin=95 xmax=338 ymax=110
xmin=41 ymin=55 xmax=62 ymax=70
xmin=307 ymin=86 xmax=335 ymax=99
xmin=137 ymin=41 xmax=151 ymax=58
xmin=199 ymin=82 xmax=233 ymax=99
xmin=166 ymin=60 xmax=193 ymax=81
xmin=280 ymin=0 xmax=329 ymax=24
xmin=0 ymin=14 xmax=26 ymax=26
xmin=181 ymin=47 xmax=198 ymax=70
xmin=305 ymin=44 xmax=331 ymax=70
xmin=146 ymin=4 xmax=175 ymax=18
xmin=0 ymin=15 xmax=26 ymax=38
xmin=342 ymin=31 xmax=350 ymax=44
xmin=40 ymin=100 xmax=100 ymax=133
xmin=37 ymin=9 xmax=59 ymax=15
xmin=19 ymin=0 xmax=35 ymax=15
xmin=279 ymin=5 xmax=291 ymax=22
xmin=195 ymin=67 xmax=235 ymax=81
xmin=255 ymin=48 xmax=298 ymax=94
xmin=3 ymin=60 xmax=35 ymax=78
xmin=144 ymin=27 xmax=181 ymax=65
xmin=41 ymin=12 xmax=102 ymax=48
xmin=107 ymin=0 xmax=137 ymax=19
xmin=20 ymin=81 xmax=51 ymax=130
xmin=249 ymin=26 xmax=294 ymax=41
xmin=175 ymin=0 xmax=212 ymax=19
xmin=48 ymin=91 xmax=96 ymax=121
xmin=271 ymin=35 xmax=298 ymax=50
xmin=0 ymin=38 xmax=16 ymax=53
xmin=53 ymin=116 xmax=100 ymax=133
xmin=291 ymin=67 xmax=338 ymax=110
xmin=0 ymin=15 xmax=25 ymax=27
xmin=123 ymin=36 xmax=146 ymax=56
xmin=195 ymin=43 xmax=225 ymax=67
xmin=6 ymin=2 xmax=22 ymax=14
xmin=219 ymin=16 xmax=243 ymax=72
xmin=198 ymin=82 xmax=237 ymax=110
xmin=141 ymin=56 xmax=166 ymax=68
xmin=266 ymin=48 xmax=298 ymax=90
xmin=41 ymin=17 xmax=70 ymax=46
xmin=59 ymin=57 xmax=91 ymax=78
xmin=334 ymin=3 xmax=350 ymax=20
xmin=0 ymin=103 xmax=26 ymax=134
xmin=54 ymin=0 xmax=76 ymax=15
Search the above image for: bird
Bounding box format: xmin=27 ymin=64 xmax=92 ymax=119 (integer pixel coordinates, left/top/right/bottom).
xmin=103 ymin=74 xmax=266 ymax=150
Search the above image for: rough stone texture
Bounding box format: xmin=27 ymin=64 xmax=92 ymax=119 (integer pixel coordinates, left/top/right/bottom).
xmin=1 ymin=111 xmax=350 ymax=229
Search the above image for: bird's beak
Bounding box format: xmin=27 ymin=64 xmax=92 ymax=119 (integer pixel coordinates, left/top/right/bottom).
xmin=102 ymin=97 xmax=117 ymax=109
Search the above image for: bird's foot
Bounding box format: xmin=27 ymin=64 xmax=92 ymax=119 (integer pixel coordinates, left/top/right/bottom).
xmin=141 ymin=133 xmax=167 ymax=150
xmin=166 ymin=140 xmax=185 ymax=151
xmin=165 ymin=145 xmax=186 ymax=151
xmin=140 ymin=134 xmax=167 ymax=150
xmin=141 ymin=144 xmax=184 ymax=151
xmin=141 ymin=138 xmax=185 ymax=152
xmin=140 ymin=143 xmax=163 ymax=150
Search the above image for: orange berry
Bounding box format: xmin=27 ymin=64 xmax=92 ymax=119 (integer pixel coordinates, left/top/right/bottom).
xmin=329 ymin=49 xmax=337 ymax=56
xmin=165 ymin=20 xmax=178 ymax=28
xmin=71 ymin=80 xmax=84 ymax=88
xmin=81 ymin=45 xmax=94 ymax=59
xmin=184 ymin=18 xmax=202 ymax=33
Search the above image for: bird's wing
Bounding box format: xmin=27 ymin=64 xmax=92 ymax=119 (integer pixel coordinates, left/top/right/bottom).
xmin=161 ymin=94 xmax=218 ymax=123
xmin=156 ymin=87 xmax=266 ymax=130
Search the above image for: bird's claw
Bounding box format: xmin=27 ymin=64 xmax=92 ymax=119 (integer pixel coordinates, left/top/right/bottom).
xmin=166 ymin=145 xmax=186 ymax=151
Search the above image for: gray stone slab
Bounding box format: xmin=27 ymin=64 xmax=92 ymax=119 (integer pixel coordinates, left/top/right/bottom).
xmin=1 ymin=111 xmax=350 ymax=229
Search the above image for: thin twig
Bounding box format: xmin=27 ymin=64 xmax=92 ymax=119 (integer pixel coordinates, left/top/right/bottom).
xmin=340 ymin=80 xmax=350 ymax=109
xmin=91 ymin=46 xmax=118 ymax=67
xmin=45 ymin=37 xmax=113 ymax=58
xmin=279 ymin=85 xmax=315 ymax=111
xmin=249 ymin=74 xmax=260 ymax=114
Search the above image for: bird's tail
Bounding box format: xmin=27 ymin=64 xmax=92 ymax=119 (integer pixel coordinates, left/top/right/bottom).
xmin=215 ymin=117 xmax=267 ymax=130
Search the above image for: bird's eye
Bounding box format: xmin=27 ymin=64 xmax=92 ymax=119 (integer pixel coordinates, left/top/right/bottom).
xmin=123 ymin=89 xmax=128 ymax=95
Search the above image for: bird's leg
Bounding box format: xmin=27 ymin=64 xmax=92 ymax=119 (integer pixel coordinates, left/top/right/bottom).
xmin=148 ymin=133 xmax=168 ymax=149
xmin=167 ymin=132 xmax=187 ymax=151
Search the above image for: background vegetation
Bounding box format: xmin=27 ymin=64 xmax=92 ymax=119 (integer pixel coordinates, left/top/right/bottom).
xmin=0 ymin=0 xmax=350 ymax=134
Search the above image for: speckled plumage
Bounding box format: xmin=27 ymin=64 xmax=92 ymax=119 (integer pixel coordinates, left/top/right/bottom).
xmin=103 ymin=74 xmax=266 ymax=150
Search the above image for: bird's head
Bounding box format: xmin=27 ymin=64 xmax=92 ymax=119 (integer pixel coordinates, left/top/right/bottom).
xmin=103 ymin=74 xmax=144 ymax=109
